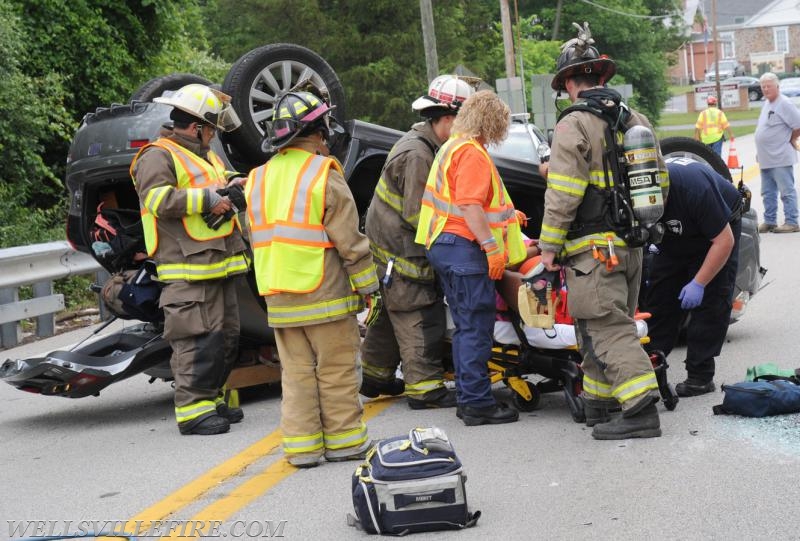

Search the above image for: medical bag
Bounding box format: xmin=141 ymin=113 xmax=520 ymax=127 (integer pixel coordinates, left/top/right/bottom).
xmin=713 ymin=380 xmax=800 ymax=417
xmin=348 ymin=427 xmax=480 ymax=535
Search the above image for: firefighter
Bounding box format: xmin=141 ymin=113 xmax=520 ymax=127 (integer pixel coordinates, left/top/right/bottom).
xmin=416 ymin=90 xmax=527 ymax=426
xmin=130 ymin=84 xmax=249 ymax=435
xmin=538 ymin=23 xmax=669 ymax=439
xmin=642 ymin=158 xmax=741 ymax=396
xmin=245 ymin=90 xmax=380 ymax=468
xmin=359 ymin=75 xmax=479 ymax=409
xmin=694 ymin=95 xmax=734 ymax=157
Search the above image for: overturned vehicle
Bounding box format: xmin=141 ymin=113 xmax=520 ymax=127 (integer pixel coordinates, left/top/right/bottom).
xmin=0 ymin=44 xmax=764 ymax=408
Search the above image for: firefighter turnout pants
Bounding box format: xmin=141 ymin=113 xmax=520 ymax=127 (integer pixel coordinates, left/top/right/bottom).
xmin=274 ymin=317 xmax=369 ymax=464
xmin=360 ymin=274 xmax=447 ymax=402
xmin=644 ymin=219 xmax=741 ymax=383
xmin=565 ymin=248 xmax=659 ymax=411
xmin=162 ymin=277 xmax=240 ymax=427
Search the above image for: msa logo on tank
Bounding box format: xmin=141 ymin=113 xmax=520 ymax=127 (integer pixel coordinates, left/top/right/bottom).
xmin=623 ymin=126 xmax=664 ymax=224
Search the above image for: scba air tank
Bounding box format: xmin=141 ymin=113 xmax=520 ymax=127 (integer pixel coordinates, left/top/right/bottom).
xmin=623 ymin=125 xmax=664 ymax=225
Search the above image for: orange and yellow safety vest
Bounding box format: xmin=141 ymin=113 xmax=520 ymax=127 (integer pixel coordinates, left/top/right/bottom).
xmin=246 ymin=148 xmax=343 ymax=295
xmin=415 ymin=137 xmax=526 ymax=266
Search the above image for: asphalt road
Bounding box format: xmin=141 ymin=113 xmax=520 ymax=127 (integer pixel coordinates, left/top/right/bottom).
xmin=2 ymin=134 xmax=799 ymax=540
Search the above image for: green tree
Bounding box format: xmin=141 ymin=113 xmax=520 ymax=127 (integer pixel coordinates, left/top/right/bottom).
xmin=523 ymin=0 xmax=684 ymax=123
xmin=2 ymin=0 xmax=228 ymax=245
xmin=205 ymin=0 xmax=502 ymax=130
xmin=0 ymin=0 xmax=72 ymax=242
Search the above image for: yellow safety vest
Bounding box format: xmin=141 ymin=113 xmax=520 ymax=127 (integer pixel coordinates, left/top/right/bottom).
xmin=415 ymin=137 xmax=526 ymax=266
xmin=130 ymin=138 xmax=235 ymax=257
xmin=696 ymin=108 xmax=725 ymax=144
xmin=246 ymin=148 xmax=342 ymax=295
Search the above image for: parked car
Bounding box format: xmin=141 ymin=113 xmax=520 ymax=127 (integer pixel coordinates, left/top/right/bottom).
xmin=2 ymin=43 xmax=763 ymax=398
xmin=705 ymin=60 xmax=746 ymax=82
xmin=779 ymin=77 xmax=800 ymax=97
xmin=721 ymin=76 xmax=763 ymax=101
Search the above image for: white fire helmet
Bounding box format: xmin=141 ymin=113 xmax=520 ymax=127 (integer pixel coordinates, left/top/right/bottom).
xmin=154 ymin=83 xmax=241 ymax=132
xmin=411 ymin=75 xmax=481 ymax=116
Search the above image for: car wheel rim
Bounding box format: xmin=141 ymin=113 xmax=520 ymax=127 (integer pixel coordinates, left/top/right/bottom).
xmin=248 ymin=60 xmax=329 ymax=137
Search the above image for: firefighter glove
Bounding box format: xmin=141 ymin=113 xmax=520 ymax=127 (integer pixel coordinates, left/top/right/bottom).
xmin=364 ymin=290 xmax=383 ymax=327
xmin=483 ymin=242 xmax=505 ymax=281
xmin=679 ymin=279 xmax=704 ymax=310
xmin=219 ymin=184 xmax=247 ymax=211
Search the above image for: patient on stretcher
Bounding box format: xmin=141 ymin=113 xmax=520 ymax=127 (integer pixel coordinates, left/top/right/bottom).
xmin=443 ymin=241 xmax=648 ymax=350
xmin=491 ymin=255 xmax=648 ymax=350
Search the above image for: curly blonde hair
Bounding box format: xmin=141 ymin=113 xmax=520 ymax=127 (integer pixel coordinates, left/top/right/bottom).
xmin=452 ymin=90 xmax=510 ymax=145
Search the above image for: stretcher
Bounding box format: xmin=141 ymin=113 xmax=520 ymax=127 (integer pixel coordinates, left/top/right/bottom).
xmin=443 ymin=274 xmax=679 ymax=423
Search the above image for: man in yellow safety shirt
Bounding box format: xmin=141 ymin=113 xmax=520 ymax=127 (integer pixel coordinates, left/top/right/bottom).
xmin=694 ymin=95 xmax=734 ymax=156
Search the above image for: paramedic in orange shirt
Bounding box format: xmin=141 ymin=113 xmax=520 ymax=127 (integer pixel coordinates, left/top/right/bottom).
xmin=416 ymin=90 xmax=526 ymax=426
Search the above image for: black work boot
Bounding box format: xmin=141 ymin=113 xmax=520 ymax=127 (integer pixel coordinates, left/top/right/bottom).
xmin=179 ymin=413 xmax=231 ymax=436
xmin=460 ymin=402 xmax=519 ymax=426
xmin=675 ymin=378 xmax=716 ymax=397
xmin=582 ymin=397 xmax=620 ymax=427
xmin=408 ymin=389 xmax=457 ymax=410
xmin=359 ymin=377 xmax=405 ymax=398
xmin=216 ymin=402 xmax=244 ymax=424
xmin=591 ymin=396 xmax=661 ymax=440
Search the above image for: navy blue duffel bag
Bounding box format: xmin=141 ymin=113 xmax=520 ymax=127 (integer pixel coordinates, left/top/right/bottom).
xmin=713 ymin=380 xmax=800 ymax=417
xmin=347 ymin=427 xmax=480 ymax=535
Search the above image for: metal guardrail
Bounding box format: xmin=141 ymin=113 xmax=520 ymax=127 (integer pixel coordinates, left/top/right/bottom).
xmin=0 ymin=241 xmax=105 ymax=348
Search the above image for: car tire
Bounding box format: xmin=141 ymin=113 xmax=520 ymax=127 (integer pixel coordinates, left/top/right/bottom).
xmin=130 ymin=73 xmax=213 ymax=103
xmin=659 ymin=136 xmax=732 ymax=181
xmin=749 ymin=89 xmax=760 ymax=101
xmin=221 ymin=43 xmax=347 ymax=165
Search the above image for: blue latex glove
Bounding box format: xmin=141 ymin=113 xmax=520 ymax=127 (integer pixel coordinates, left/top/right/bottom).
xmin=678 ymin=279 xmax=705 ymax=310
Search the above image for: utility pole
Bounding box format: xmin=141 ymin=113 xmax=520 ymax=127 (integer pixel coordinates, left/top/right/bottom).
xmin=500 ymin=0 xmax=515 ymax=78
xmin=712 ymin=0 xmax=721 ymax=106
xmin=552 ymin=0 xmax=563 ymax=40
xmin=419 ymin=0 xmax=439 ymax=83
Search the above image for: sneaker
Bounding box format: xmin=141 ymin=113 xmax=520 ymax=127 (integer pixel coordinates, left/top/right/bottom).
xmin=460 ymin=403 xmax=519 ymax=426
xmin=675 ymin=379 xmax=716 ymax=397
xmin=773 ymin=223 xmax=800 ymax=233
xmin=178 ymin=413 xmax=230 ymax=436
xmin=591 ymin=404 xmax=661 ymax=440
xmin=359 ymin=377 xmax=405 ymax=398
xmin=407 ymin=389 xmax=457 ymax=410
xmin=758 ymin=223 xmax=777 ymax=233
xmin=216 ymin=403 xmax=244 ymax=424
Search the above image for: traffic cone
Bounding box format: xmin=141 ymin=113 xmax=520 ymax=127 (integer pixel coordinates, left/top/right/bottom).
xmin=727 ymin=138 xmax=741 ymax=169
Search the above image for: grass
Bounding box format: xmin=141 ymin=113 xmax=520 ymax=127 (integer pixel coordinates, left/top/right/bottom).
xmin=656 ymin=97 xmax=761 ymax=139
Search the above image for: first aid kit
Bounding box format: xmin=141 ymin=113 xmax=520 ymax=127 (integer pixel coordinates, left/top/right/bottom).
xmin=348 ymin=427 xmax=480 ymax=535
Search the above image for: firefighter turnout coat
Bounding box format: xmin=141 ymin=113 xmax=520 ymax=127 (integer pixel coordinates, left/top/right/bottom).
xmin=540 ymin=104 xmax=668 ymax=410
xmin=130 ymin=132 xmax=249 ymax=427
xmin=360 ymin=121 xmax=449 ymax=400
xmin=245 ymin=137 xmax=378 ymax=464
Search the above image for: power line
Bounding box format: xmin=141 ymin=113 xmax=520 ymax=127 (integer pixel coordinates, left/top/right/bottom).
xmin=578 ymin=0 xmax=676 ymax=20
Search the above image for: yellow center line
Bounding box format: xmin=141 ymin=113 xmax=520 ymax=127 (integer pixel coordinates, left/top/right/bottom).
xmin=124 ymin=397 xmax=397 ymax=536
xmin=174 ymin=399 xmax=396 ymax=535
